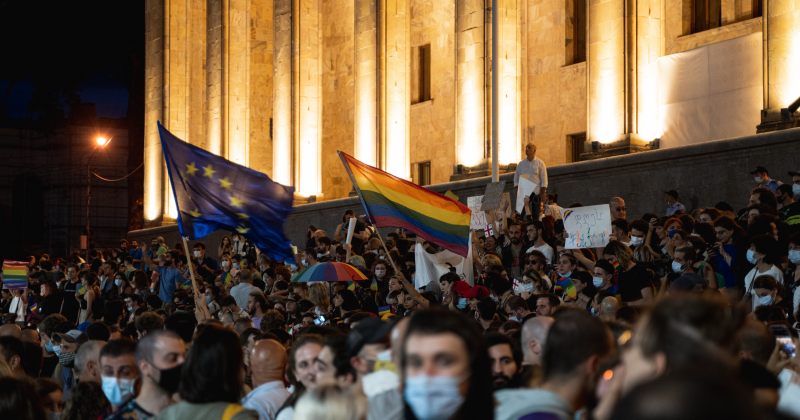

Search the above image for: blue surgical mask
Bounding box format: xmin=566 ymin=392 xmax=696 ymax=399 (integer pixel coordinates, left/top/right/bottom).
xmin=456 ymin=297 xmax=468 ymax=310
xmin=44 ymin=340 xmax=56 ymax=353
xmin=404 ymin=375 xmax=464 ymax=420
xmin=755 ymin=294 xmax=774 ymax=307
xmin=52 ymin=344 xmax=62 ymax=356
xmin=671 ymin=260 xmax=684 ymax=273
xmin=789 ymin=249 xmax=800 ymax=265
xmin=746 ymin=249 xmax=758 ymax=265
xmin=793 ymin=183 xmax=800 ymax=197
xmin=101 ymin=376 xmax=136 ymax=407
xmin=592 ymin=276 xmax=604 ymax=288
xmin=630 ymin=236 xmax=644 ymax=247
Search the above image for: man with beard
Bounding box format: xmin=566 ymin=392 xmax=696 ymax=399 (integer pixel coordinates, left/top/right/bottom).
xmin=502 ymin=223 xmax=527 ymax=279
xmin=486 ymin=333 xmax=523 ymax=390
xmin=108 ymin=330 xmax=186 ymax=419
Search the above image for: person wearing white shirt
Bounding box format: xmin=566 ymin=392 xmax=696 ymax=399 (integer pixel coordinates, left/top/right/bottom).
xmin=514 ymin=143 xmax=548 ymax=221
xmin=243 ymin=339 xmax=291 ymax=420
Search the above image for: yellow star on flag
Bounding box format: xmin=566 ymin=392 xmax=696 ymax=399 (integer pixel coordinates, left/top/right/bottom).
xmin=237 ymin=212 xmax=249 ymax=219
xmin=203 ymin=165 xmax=216 ymax=178
xmin=230 ymin=195 xmax=244 ymax=208
xmin=185 ymin=162 xmax=198 ymax=176
xmin=189 ymin=208 xmax=201 ymax=217
xmin=236 ymin=225 xmax=250 ymax=234
xmin=219 ymin=177 xmax=232 ymax=190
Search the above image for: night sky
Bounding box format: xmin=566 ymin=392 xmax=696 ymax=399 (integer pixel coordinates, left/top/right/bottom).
xmin=0 ymin=1 xmax=143 ymax=123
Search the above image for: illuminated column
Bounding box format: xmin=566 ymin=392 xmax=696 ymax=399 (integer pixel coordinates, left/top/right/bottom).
xmin=163 ymin=0 xmax=193 ymax=219
xmin=273 ymin=0 xmax=293 ymax=186
xmin=144 ymin=0 xmax=164 ymax=223
xmin=496 ymin=0 xmax=521 ymax=165
xmin=455 ymin=0 xmax=485 ymax=167
xmin=587 ymin=0 xmax=625 ymax=144
xmin=765 ymin=1 xmax=800 ymax=110
xmin=381 ymin=0 xmax=410 ymax=178
xmin=355 ymin=0 xmax=378 ymax=166
xmin=207 ymin=0 xmax=224 ymax=156
xmin=248 ymin=0 xmax=273 ymax=176
xmin=224 ymin=0 xmax=250 ymax=166
xmin=294 ymin=0 xmax=322 ymax=196
xmin=634 ymin=0 xmax=662 ymax=141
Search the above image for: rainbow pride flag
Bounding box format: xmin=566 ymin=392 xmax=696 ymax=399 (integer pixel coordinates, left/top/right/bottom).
xmin=2 ymin=261 xmax=28 ymax=290
xmin=339 ymin=152 xmax=471 ymax=256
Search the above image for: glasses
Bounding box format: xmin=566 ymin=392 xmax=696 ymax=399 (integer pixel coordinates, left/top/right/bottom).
xmin=615 ymin=207 xmax=626 ymax=211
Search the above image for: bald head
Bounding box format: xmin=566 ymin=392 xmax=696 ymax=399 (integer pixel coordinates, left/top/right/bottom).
xmin=0 ymin=324 xmax=22 ymax=339
xmin=610 ymin=197 xmax=627 ymax=220
xmin=250 ymin=339 xmax=287 ymax=387
xmin=521 ymin=316 xmax=554 ymax=365
xmin=600 ymin=297 xmax=620 ymax=322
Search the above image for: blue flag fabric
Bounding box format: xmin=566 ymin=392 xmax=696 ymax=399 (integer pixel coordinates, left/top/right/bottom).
xmin=158 ymin=122 xmax=295 ymax=262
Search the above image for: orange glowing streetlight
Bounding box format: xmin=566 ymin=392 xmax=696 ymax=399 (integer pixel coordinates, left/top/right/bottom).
xmin=95 ymin=136 xmax=111 ymax=147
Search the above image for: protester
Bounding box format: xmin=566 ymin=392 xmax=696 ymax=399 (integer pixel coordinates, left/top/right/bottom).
xmin=242 ymin=339 xmax=291 ymax=420
xmin=99 ymin=338 xmax=139 ymax=411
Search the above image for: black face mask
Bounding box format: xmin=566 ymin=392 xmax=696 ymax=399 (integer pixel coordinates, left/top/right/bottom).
xmin=156 ymin=363 xmax=183 ymax=394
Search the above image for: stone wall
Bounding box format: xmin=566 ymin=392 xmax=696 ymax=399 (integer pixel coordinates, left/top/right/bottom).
xmin=129 ymin=127 xmax=800 ymax=253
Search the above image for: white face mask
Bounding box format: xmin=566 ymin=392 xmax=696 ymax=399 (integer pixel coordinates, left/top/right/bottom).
xmin=754 ymin=176 xmax=763 ymax=183
xmin=114 ymin=278 xmax=123 ymax=288
xmin=375 ymin=269 xmax=386 ymax=278
xmin=592 ymin=276 xmax=604 ymax=288
xmin=513 ymin=281 xmax=535 ymax=294
xmin=789 ymin=249 xmax=800 ymax=265
xmin=404 ymin=375 xmax=464 ymax=420
xmin=746 ymin=249 xmax=758 ymax=265
xmin=193 ymin=250 xmax=201 ymax=258
xmin=221 ymin=261 xmax=230 ymax=270
xmin=793 ymin=184 xmax=800 ymax=196
xmin=671 ymin=260 xmax=684 ymax=273
xmin=630 ymin=236 xmax=644 ymax=247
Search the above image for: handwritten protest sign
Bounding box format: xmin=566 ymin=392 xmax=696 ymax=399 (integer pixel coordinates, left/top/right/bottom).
xmin=560 ymin=204 xmax=612 ymax=249
xmin=467 ymin=196 xmax=488 ymax=230
xmin=481 ymin=182 xmax=506 ymax=211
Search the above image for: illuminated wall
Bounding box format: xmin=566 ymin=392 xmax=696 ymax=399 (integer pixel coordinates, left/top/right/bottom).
xmin=766 ymin=1 xmax=800 ymax=109
xmin=144 ymin=0 xmax=164 ymax=222
xmin=587 ymin=0 xmax=625 ymax=144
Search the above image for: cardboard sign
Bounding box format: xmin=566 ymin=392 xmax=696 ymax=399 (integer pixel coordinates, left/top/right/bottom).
xmin=560 ymin=204 xmax=612 ymax=249
xmin=515 ymin=176 xmax=536 ymax=214
xmin=467 ymin=195 xmax=488 ymax=229
xmin=480 ymin=182 xmax=506 ymax=211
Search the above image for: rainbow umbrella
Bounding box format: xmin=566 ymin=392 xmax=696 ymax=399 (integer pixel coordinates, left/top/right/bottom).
xmin=291 ymin=262 xmax=368 ymax=283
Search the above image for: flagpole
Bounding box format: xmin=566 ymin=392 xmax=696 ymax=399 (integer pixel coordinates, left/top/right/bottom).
xmin=181 ymin=236 xmax=211 ymax=321
xmin=371 ymin=226 xmax=428 ymax=307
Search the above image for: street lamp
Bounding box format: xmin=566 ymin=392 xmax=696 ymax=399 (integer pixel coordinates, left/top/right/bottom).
xmin=85 ymin=135 xmax=111 ymax=256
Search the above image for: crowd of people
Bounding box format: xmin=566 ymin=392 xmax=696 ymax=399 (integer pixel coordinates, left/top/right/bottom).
xmin=0 ymin=162 xmax=799 ymax=420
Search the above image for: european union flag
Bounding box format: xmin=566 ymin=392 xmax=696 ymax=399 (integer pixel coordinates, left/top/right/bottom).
xmin=158 ymin=122 xmax=295 ymax=262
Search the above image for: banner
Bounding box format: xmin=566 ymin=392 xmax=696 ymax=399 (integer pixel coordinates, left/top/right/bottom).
xmin=414 ymin=236 xmax=474 ymax=291
xmin=560 ymin=204 xmax=612 ymax=249
xmin=2 ymin=261 xmax=28 ymax=290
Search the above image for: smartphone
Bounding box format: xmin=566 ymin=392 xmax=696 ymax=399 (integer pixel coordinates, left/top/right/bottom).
xmin=770 ymin=324 xmax=797 ymax=358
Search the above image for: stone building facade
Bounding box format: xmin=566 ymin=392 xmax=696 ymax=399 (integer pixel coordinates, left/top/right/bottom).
xmin=143 ymin=0 xmax=800 ymax=226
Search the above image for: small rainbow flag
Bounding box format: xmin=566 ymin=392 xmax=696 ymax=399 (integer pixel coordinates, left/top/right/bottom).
xmin=339 ymin=152 xmax=471 ymax=256
xmin=2 ymin=261 xmax=28 ymax=290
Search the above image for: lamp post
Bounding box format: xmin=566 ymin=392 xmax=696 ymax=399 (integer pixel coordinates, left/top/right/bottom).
xmin=86 ymin=136 xmax=111 ymax=256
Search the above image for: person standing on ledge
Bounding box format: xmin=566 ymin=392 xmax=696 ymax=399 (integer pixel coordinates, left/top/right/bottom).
xmin=514 ymin=143 xmax=548 ymax=221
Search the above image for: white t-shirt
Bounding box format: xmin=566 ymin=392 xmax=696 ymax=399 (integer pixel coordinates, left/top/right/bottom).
xmin=744 ymin=265 xmax=784 ymax=310
xmin=526 ymin=243 xmax=555 ymax=265
xmin=514 ymin=157 xmax=548 ymax=193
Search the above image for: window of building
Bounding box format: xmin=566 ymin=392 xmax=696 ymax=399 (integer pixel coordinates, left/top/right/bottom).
xmin=412 ymin=161 xmax=431 ymax=186
xmin=567 ymin=132 xmax=586 ymax=162
xmin=411 ymin=44 xmax=431 ymax=104
xmin=565 ymin=0 xmax=586 ymax=65
xmin=691 ymin=0 xmax=722 ymax=33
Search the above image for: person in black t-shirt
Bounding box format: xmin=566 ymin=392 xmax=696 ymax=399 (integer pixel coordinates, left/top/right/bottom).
xmin=602 ymin=240 xmax=654 ymax=307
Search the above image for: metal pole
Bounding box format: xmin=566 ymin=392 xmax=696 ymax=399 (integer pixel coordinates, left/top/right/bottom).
xmin=491 ymin=0 xmax=499 ymax=183
xmin=86 ymin=164 xmax=91 ymax=257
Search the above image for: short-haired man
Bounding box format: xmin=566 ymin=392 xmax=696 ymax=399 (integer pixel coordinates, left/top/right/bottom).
xmin=487 ymin=332 xmax=522 ymax=390
xmin=99 ymin=339 xmax=139 ymax=410
xmin=109 ymin=331 xmax=186 ymax=419
xmin=496 ymin=309 xmax=613 ymax=420
xmin=750 ymin=166 xmax=781 ymax=193
xmin=519 ymin=316 xmax=553 ymax=387
xmin=534 ymin=294 xmax=560 ymax=317
xmin=610 ymin=197 xmax=627 ymax=221
xmin=525 ymin=221 xmax=554 ymax=264
xmin=514 ymin=143 xmax=548 ymax=221
xmin=230 ymin=269 xmax=260 ymax=310
xmin=134 ymin=312 xmax=165 ymax=339
xmin=504 ymin=295 xmax=533 ymax=323
xmin=74 ymin=340 xmax=105 ymax=384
